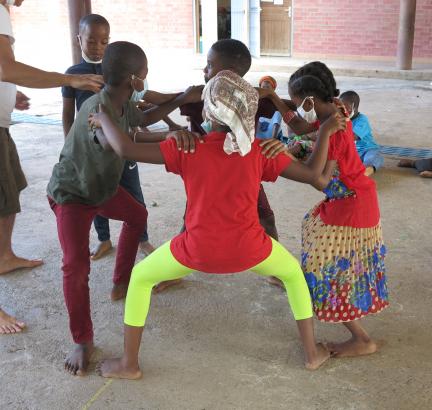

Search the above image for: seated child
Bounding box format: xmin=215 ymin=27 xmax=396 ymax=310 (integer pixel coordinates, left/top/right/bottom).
xmin=398 ymin=157 xmax=432 ymax=178
xmin=89 ymin=70 xmax=347 ymax=379
xmin=340 ymin=91 xmax=384 ymax=176
xmin=49 ymin=41 xmax=200 ymax=376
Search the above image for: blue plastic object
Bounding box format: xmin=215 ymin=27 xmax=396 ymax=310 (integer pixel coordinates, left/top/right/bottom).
xmin=256 ymin=111 xmax=283 ymax=139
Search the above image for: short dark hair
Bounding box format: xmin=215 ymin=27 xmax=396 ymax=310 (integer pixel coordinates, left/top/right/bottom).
xmin=340 ymin=90 xmax=360 ymax=109
xmin=289 ymin=75 xmax=334 ymax=103
xmin=79 ymin=14 xmax=110 ymax=34
xmin=102 ymin=41 xmax=147 ymax=86
xmin=211 ymin=39 xmax=252 ymax=76
xmin=289 ymin=61 xmax=339 ymax=100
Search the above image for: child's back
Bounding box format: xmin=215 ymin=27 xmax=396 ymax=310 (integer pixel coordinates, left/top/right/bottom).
xmin=351 ymin=112 xmax=379 ymax=156
xmin=320 ymin=121 xmax=380 ymax=228
xmin=161 ymin=131 xmax=290 ymax=273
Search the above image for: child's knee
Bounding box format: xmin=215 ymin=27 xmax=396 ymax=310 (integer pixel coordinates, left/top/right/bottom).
xmin=273 ymin=258 xmax=303 ymax=284
xmin=130 ymin=264 xmax=150 ymax=288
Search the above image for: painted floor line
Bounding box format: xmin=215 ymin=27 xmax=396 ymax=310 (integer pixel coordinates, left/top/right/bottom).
xmin=81 ymin=379 xmax=113 ymax=410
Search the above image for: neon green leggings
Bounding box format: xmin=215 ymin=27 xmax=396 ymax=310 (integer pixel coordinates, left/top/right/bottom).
xmin=124 ymin=238 xmax=313 ymax=326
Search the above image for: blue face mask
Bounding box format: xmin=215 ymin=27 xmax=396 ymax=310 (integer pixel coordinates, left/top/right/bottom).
xmin=130 ymin=79 xmax=149 ymax=102
xmin=201 ymin=119 xmax=212 ymax=134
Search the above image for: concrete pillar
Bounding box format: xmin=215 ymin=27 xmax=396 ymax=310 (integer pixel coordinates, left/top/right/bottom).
xmin=67 ymin=0 xmax=92 ymax=64
xmin=396 ymin=0 xmax=416 ymax=70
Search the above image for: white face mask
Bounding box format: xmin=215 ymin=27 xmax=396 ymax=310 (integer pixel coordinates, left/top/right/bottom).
xmin=349 ymin=103 xmax=356 ymax=119
xmin=6 ymin=0 xmax=16 ymax=5
xmin=297 ymin=96 xmax=317 ymax=124
xmin=78 ymin=36 xmax=103 ymax=64
xmin=130 ymin=78 xmax=148 ymax=102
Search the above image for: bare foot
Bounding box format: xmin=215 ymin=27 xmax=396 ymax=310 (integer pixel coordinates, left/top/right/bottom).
xmin=327 ymin=337 xmax=377 ymax=358
xmin=111 ymin=282 xmax=128 ymax=301
xmin=90 ymin=240 xmax=113 ymax=261
xmin=267 ymin=276 xmax=285 ymax=289
xmin=98 ymin=357 xmax=142 ymax=380
xmin=305 ymin=343 xmax=331 ymax=370
xmin=364 ymin=166 xmax=375 ymax=176
xmin=139 ymin=240 xmax=155 ymax=256
xmin=398 ymin=159 xmax=415 ymax=168
xmin=0 ymin=254 xmax=43 ymax=275
xmin=64 ymin=342 xmax=94 ymax=376
xmin=0 ymin=308 xmax=26 ymax=334
xmin=153 ymin=279 xmax=183 ymax=294
xmin=420 ymin=170 xmax=432 ymax=178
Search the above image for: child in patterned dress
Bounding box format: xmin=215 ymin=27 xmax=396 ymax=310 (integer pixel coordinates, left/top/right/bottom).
xmin=288 ymin=62 xmax=389 ymax=357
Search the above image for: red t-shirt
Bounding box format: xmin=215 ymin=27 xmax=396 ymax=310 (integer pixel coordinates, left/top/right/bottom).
xmin=159 ymin=132 xmax=292 ymax=273
xmin=318 ymin=121 xmax=380 ymax=228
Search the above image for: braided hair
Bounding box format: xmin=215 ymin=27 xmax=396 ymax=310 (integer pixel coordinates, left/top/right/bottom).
xmin=289 ymin=75 xmax=334 ymax=103
xmin=289 ymin=61 xmax=340 ymax=100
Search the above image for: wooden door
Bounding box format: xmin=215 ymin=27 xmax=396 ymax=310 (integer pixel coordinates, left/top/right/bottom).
xmin=260 ymin=0 xmax=292 ymax=55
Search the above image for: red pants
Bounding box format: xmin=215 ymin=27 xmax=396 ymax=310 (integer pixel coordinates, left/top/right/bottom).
xmin=49 ymin=187 xmax=148 ymax=344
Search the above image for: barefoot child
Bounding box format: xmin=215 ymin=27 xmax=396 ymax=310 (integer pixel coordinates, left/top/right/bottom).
xmin=181 ymin=40 xmax=281 ymax=242
xmin=340 ymin=91 xmax=384 ymax=177
xmin=398 ymin=157 xmax=432 ymax=178
xmin=289 ymin=63 xmax=389 ymax=357
xmin=90 ymin=70 xmax=347 ymax=379
xmin=49 ymin=41 xmax=201 ymax=375
xmin=62 ymin=14 xmax=157 ymax=259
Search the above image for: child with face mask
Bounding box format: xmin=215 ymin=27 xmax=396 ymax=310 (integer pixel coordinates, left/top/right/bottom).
xmin=340 ymin=90 xmax=384 ymax=177
xmin=287 ymin=63 xmax=389 ymax=359
xmin=51 ymin=41 xmax=201 ymax=376
xmin=61 ymin=14 xmax=185 ymax=260
xmin=88 ymin=69 xmax=348 ymax=379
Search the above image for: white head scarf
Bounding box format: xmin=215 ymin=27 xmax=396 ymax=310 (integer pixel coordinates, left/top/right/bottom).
xmin=202 ymin=70 xmax=258 ymax=156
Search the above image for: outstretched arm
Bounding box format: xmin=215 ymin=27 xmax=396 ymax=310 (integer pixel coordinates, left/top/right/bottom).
xmin=137 ymin=85 xmax=203 ymax=127
xmin=280 ymin=112 xmax=346 ymax=184
xmin=265 ymin=89 xmax=317 ymax=136
xmin=90 ymin=106 xmax=165 ymax=164
xmin=0 ymin=36 xmax=103 ymax=92
xmin=143 ymin=90 xmax=182 ymax=105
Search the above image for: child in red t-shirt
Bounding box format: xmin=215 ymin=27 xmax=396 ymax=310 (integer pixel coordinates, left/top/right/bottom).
xmin=284 ymin=62 xmax=389 ymax=358
xmin=89 ymin=70 xmax=346 ymax=379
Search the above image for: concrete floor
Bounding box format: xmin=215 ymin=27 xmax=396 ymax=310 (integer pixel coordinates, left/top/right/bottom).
xmin=1 ymin=76 xmax=432 ymax=410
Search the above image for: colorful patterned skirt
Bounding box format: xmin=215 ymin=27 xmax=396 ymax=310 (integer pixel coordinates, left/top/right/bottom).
xmin=301 ymin=203 xmax=389 ymax=323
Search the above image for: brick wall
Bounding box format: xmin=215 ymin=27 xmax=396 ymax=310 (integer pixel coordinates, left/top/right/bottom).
xmin=9 ymin=0 xmax=194 ymax=71
xmin=9 ymin=0 xmax=431 ymax=62
xmin=292 ymin=0 xmax=432 ymax=59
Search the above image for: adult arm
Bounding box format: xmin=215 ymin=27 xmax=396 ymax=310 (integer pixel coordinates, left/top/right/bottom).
xmin=280 ymin=112 xmax=346 ymax=184
xmin=0 ymin=35 xmax=103 ymax=92
xmin=62 ymin=97 xmax=75 ymax=137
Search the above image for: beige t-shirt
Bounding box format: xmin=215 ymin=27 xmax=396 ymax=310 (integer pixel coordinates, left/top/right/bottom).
xmin=0 ymin=4 xmax=16 ymax=128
